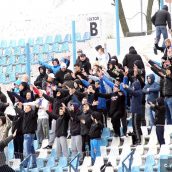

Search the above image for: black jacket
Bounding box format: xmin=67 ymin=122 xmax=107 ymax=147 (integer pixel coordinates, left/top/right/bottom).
xmin=153 ymin=105 xmax=166 ymax=125
xmin=34 ymin=66 xmax=48 ymax=88
xmin=76 ymin=58 xmax=91 ymax=74
xmin=15 ymin=107 xmax=38 ymax=134
xmin=89 ymin=122 xmax=103 ymax=139
xmin=151 ymin=5 xmax=171 ymax=29
xmin=79 ymin=110 xmax=93 ymax=136
xmin=68 ymin=109 xmax=81 ymax=136
xmin=149 ymin=60 xmax=172 ymax=97
xmin=123 ymin=49 xmax=143 ymax=70
xmin=55 ymin=69 xmax=72 ymax=84
xmin=47 ymin=110 xmax=69 ymax=137
xmin=7 ymin=114 xmax=23 ymax=135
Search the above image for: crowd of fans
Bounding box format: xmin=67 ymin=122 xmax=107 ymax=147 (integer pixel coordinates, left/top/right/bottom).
xmin=0 ymin=39 xmax=171 ymax=170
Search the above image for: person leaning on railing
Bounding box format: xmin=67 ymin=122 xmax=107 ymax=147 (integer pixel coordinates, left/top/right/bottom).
xmin=0 ymin=130 xmax=17 ymax=172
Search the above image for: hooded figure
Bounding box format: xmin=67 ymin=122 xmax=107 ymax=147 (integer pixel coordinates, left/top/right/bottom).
xmin=143 ymin=74 xmax=160 ymax=103
xmin=123 ymin=46 xmax=144 ymax=70
xmin=34 ymin=66 xmax=48 ymax=89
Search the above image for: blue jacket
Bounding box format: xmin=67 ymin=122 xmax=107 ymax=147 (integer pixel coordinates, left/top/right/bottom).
xmin=126 ymin=80 xmax=142 ymax=114
xmin=39 ymin=59 xmax=70 ymax=74
xmin=81 ymin=79 xmax=107 ymax=110
xmin=142 ymin=74 xmax=160 ymax=102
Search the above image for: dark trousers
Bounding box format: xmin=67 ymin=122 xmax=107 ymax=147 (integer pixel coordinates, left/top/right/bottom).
xmin=82 ymin=135 xmax=90 ymax=153
xmin=13 ymin=135 xmax=24 ymax=159
xmin=132 ymin=113 xmax=142 ymax=143
xmin=156 ymin=126 xmax=165 ymax=146
xmin=121 ymin=111 xmax=127 ymax=136
xmin=111 ymin=111 xmax=122 ymax=137
xmin=0 ymin=165 xmax=15 ymax=172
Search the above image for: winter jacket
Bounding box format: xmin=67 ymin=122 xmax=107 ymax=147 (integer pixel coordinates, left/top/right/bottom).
xmin=15 ymin=107 xmax=38 ymax=134
xmin=125 ymin=81 xmax=143 ymax=114
xmin=149 ymin=60 xmax=172 ymax=97
xmin=142 ymin=74 xmax=160 ymax=102
xmin=46 ymin=110 xmax=69 ymax=137
xmin=0 ymin=91 xmax=7 ymax=114
xmin=68 ymin=108 xmax=81 ymax=136
xmin=79 ymin=110 xmax=93 ymax=136
xmin=151 ymin=5 xmax=171 ymax=29
xmin=123 ymin=48 xmax=143 ymax=70
xmin=34 ymin=66 xmax=48 ymax=88
xmin=89 ymin=122 xmax=103 ymax=139
xmin=55 ymin=69 xmax=72 ymax=84
xmin=76 ymin=58 xmax=91 ymax=74
xmin=154 ymin=105 xmax=166 ymax=125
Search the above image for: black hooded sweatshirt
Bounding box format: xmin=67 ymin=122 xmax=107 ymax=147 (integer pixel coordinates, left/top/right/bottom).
xmin=34 ymin=66 xmax=48 ymax=88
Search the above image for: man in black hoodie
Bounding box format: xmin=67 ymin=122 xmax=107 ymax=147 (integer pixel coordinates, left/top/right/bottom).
xmin=123 ymin=46 xmax=143 ymax=70
xmin=34 ymin=66 xmax=48 ymax=89
xmin=151 ymin=5 xmax=171 ymax=52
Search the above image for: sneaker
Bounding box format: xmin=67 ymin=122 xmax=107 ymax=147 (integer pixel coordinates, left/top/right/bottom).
xmin=43 ymin=145 xmax=52 ymax=149
xmin=153 ymin=46 xmax=158 ymax=55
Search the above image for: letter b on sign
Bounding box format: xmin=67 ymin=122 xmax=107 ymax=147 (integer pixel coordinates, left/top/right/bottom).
xmin=90 ymin=22 xmax=98 ymax=36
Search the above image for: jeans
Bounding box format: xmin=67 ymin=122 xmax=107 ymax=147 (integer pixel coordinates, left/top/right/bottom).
xmin=165 ymin=97 xmax=172 ymax=124
xmin=23 ymin=134 xmax=36 ymax=168
xmin=156 ymin=26 xmax=168 ymax=47
xmin=90 ymin=139 xmax=101 ymax=164
xmin=146 ymin=103 xmax=155 ymax=127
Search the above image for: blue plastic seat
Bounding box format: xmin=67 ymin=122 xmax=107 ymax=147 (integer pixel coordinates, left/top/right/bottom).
xmin=15 ymin=64 xmax=22 ymax=74
xmin=8 ymin=141 xmax=14 ymax=160
xmin=19 ymin=55 xmax=26 ymax=64
xmin=28 ymin=38 xmax=34 ymax=46
xmin=33 ymin=45 xmax=40 ymax=54
xmin=14 ymin=47 xmax=21 ymax=56
xmin=38 ymin=54 xmax=44 ymax=61
xmin=51 ymin=157 xmax=68 ymax=172
xmin=63 ymin=34 xmax=71 ymax=43
xmin=6 ymin=65 xmax=13 ymax=73
xmin=0 ymin=57 xmax=6 ymax=66
xmin=9 ymin=55 xmax=16 ymax=64
xmin=101 ymin=128 xmax=111 ymax=138
xmin=36 ymin=37 xmax=44 ymax=45
xmin=42 ymin=44 xmax=49 ymax=54
xmin=54 ymin=34 xmax=62 ymax=43
xmin=0 ymin=40 xmax=7 ymax=48
xmin=131 ymin=166 xmax=140 ymax=172
xmin=4 ymin=48 xmax=12 ymax=56
xmin=52 ymin=43 xmax=60 ymax=53
xmin=41 ymin=156 xmax=56 ymax=172
xmin=144 ymin=155 xmax=155 ymax=172
xmin=83 ymin=32 xmax=91 ymax=40
xmin=9 ymin=72 xmax=16 ymax=82
xmin=75 ymin=33 xmax=82 ymax=42
xmin=9 ymin=40 xmax=17 ymax=48
xmin=29 ymin=158 xmax=45 ymax=172
xmin=45 ymin=36 xmax=53 ymax=45
xmin=21 ymin=64 xmax=26 ymax=73
xmin=60 ymin=43 xmax=69 ymax=52
xmin=18 ymin=39 xmax=25 ymax=47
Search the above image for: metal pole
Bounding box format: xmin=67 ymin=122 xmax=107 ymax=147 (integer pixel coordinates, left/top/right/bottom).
xmin=141 ymin=0 xmax=143 ymax=32
xmin=160 ymin=0 xmax=164 ymax=9
xmin=26 ymin=43 xmax=31 ymax=82
xmin=115 ymin=0 xmax=120 ymax=56
xmin=71 ymin=20 xmax=77 ymax=67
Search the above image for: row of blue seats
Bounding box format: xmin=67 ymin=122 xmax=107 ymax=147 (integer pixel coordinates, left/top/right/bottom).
xmin=0 ymin=42 xmax=69 ymax=57
xmin=0 ymin=32 xmax=90 ymax=48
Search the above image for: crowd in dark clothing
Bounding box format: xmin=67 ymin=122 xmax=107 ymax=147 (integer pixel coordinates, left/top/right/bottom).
xmin=0 ymin=44 xmax=171 ymax=168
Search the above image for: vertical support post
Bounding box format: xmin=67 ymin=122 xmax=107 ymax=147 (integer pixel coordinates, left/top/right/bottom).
xmin=72 ymin=20 xmax=77 ymax=67
xmin=26 ymin=43 xmax=31 ymax=82
xmin=115 ymin=0 xmax=120 ymax=56
xmin=160 ymin=0 xmax=164 ymax=9
xmin=141 ymin=0 xmax=143 ymax=32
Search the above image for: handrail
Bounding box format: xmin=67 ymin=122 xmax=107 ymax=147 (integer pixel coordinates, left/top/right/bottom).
xmin=122 ymin=150 xmax=135 ymax=172
xmin=69 ymin=153 xmax=80 ymax=172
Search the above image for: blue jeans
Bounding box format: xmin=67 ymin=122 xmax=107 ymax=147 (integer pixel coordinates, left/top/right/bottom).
xmin=146 ymin=103 xmax=155 ymax=127
xmin=23 ymin=134 xmax=36 ymax=168
xmin=90 ymin=139 xmax=101 ymax=164
xmin=156 ymin=26 xmax=168 ymax=47
xmin=165 ymin=97 xmax=172 ymax=124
